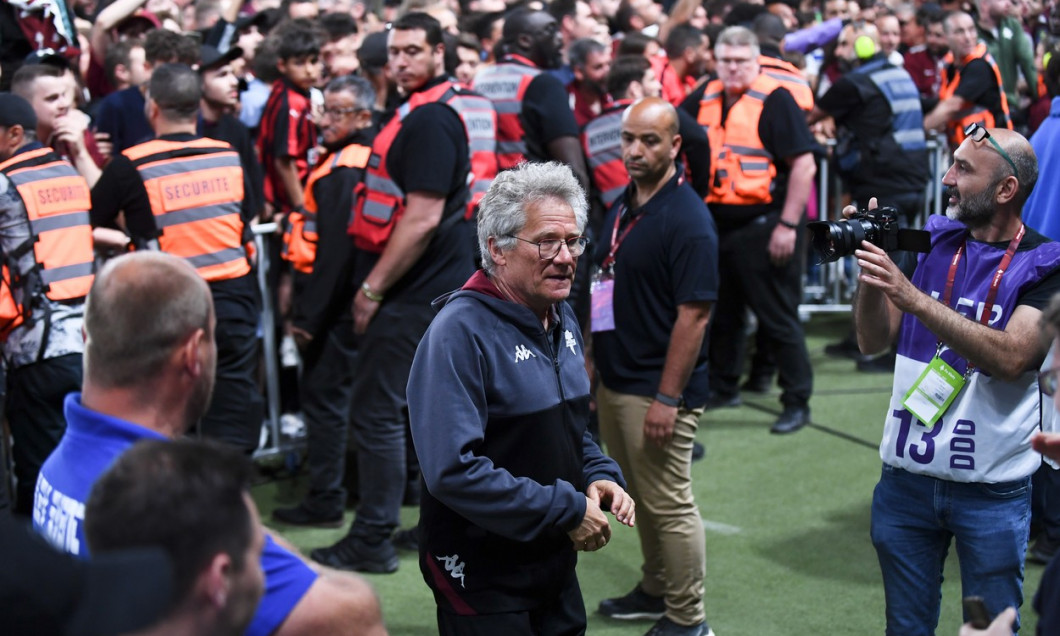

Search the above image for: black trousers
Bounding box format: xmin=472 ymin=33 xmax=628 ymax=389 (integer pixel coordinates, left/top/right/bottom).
xmin=435 ymin=567 xmax=586 ymax=636
xmin=299 ymin=319 xmax=358 ymax=516
xmin=199 ymin=305 xmax=264 ymax=454
xmin=6 ymin=353 xmax=82 ymax=515
xmin=709 ymin=216 xmax=813 ymax=408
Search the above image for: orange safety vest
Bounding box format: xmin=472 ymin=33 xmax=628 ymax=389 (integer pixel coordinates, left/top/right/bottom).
xmin=938 ymin=42 xmax=1012 ymax=147
xmin=758 ymin=55 xmax=815 ymax=112
xmin=349 ymin=80 xmax=498 ymax=253
xmin=282 ymin=143 xmax=371 ymax=274
xmin=582 ymin=99 xmax=633 ymax=209
xmin=123 ymin=138 xmax=250 ymax=283
xmin=697 ymin=75 xmax=784 ymax=206
xmin=472 ymin=55 xmax=540 ymax=170
xmin=0 ymin=147 xmax=95 ymax=338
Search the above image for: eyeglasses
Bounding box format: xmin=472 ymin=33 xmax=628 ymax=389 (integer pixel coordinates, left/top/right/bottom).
xmin=321 ymin=106 xmax=362 ymax=118
xmin=964 ymin=123 xmax=1019 ymax=179
xmin=1040 ymin=366 xmax=1060 ymax=396
xmin=508 ymin=235 xmax=590 ymax=259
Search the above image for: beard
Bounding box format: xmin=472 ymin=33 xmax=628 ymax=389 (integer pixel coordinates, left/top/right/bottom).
xmin=945 ymin=185 xmax=995 ymax=228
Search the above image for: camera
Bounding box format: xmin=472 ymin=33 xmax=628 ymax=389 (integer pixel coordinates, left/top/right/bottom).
xmin=806 ymin=206 xmax=931 ymax=264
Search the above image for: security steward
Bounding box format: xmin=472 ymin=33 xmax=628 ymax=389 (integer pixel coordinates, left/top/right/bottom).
xmin=473 ymin=7 xmax=590 ymax=192
xmin=924 ymin=10 xmax=1012 ymax=149
xmin=585 ymin=56 xmax=711 ymax=218
xmin=89 ymin=63 xmax=264 ymax=454
xmin=0 ymin=93 xmax=93 ymax=515
xmin=695 ymin=26 xmax=817 ymax=435
xmin=810 ymin=23 xmax=929 ymax=226
xmin=310 ymin=12 xmax=497 ymax=574
xmin=272 ymin=75 xmax=376 ymax=528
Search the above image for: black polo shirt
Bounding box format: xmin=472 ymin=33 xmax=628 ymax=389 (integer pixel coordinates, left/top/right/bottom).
xmin=591 ymin=170 xmax=720 ymax=407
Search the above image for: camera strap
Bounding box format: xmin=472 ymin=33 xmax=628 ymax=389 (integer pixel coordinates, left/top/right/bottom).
xmin=939 ymin=223 xmax=1025 ymax=376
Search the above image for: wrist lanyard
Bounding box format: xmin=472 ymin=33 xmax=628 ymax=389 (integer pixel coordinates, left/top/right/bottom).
xmin=938 ymin=223 xmax=1025 ymax=376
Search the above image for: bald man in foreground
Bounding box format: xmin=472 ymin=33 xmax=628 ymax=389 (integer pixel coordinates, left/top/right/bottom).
xmin=853 ymin=127 xmax=1060 ymax=634
xmin=592 ymin=98 xmax=719 ymax=636
xmin=34 ymin=252 xmax=387 ymax=636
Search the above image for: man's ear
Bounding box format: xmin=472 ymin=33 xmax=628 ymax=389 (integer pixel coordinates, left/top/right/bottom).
xmin=995 ymin=175 xmax=1019 ymax=206
xmin=182 ymin=328 xmax=207 ymax=377
xmin=201 ymin=551 xmax=233 ymax=609
xmin=488 ymin=236 xmax=507 ymax=268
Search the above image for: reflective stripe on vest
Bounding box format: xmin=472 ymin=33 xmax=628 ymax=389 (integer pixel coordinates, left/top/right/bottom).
xmin=282 ymin=144 xmax=371 ymax=274
xmin=582 ymin=100 xmax=632 ymax=209
xmin=124 ymin=138 xmax=249 ymax=282
xmin=855 ymin=58 xmax=928 ymax=151
xmin=350 ymin=81 xmax=497 ymax=253
xmin=697 ymin=75 xmax=781 ymax=206
xmin=759 ymin=56 xmax=815 ymax=112
xmin=472 ymin=56 xmax=540 ymax=169
xmin=938 ymin=43 xmax=1012 ymax=147
xmin=0 ymin=147 xmax=94 ymax=302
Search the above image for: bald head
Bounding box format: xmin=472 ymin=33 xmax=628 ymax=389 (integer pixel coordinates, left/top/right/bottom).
xmin=623 ymin=96 xmax=679 ymax=136
xmin=85 ymin=252 xmax=213 ymax=390
xmin=621 ymin=97 xmax=681 ymax=188
xmin=989 ymin=128 xmax=1038 ymax=206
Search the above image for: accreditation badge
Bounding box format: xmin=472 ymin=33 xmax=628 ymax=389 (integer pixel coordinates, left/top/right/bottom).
xmin=590 ymin=271 xmax=615 ymax=332
xmin=902 ymin=356 xmax=966 ymax=428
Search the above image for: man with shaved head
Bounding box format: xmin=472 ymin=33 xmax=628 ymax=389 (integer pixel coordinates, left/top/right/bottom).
xmin=593 ymin=97 xmax=719 ymax=636
xmin=853 ymin=127 xmax=1060 ymax=634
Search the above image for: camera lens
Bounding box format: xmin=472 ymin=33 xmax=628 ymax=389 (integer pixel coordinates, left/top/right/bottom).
xmin=807 ymin=219 xmax=869 ymax=263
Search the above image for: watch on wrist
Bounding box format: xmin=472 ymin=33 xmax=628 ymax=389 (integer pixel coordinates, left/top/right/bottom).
xmin=361 ymin=281 xmax=384 ymax=302
xmin=654 ymin=392 xmax=682 ymax=408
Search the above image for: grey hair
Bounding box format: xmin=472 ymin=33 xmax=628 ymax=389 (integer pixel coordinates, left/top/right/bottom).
xmin=477 ymin=162 xmax=588 ymax=275
xmin=324 ymin=74 xmax=376 ymax=111
xmin=715 ymin=25 xmax=760 ymax=56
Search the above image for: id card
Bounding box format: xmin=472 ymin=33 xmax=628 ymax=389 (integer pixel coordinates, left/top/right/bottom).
xmin=902 ymin=357 xmax=966 ymax=428
xmin=590 ymin=275 xmax=615 ymax=332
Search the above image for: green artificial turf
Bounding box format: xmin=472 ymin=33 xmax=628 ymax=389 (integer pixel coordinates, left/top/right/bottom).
xmin=254 ymin=312 xmax=1047 ymax=635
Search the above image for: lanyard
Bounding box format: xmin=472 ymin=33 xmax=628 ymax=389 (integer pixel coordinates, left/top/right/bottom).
xmin=938 ymin=224 xmax=1025 ymax=374
xmin=600 ymin=203 xmax=644 ymax=271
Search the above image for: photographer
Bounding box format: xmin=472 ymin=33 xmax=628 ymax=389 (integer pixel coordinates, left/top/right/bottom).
xmin=852 ymin=126 xmax=1060 ymax=634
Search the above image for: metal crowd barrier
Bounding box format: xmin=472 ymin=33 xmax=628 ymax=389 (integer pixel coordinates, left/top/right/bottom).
xmin=799 ymin=134 xmax=951 ymax=314
xmin=250 ymin=223 xmax=302 ymax=461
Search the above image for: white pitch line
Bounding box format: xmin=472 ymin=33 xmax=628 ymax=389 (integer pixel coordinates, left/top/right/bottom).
xmin=701 ymin=518 xmax=742 ymax=535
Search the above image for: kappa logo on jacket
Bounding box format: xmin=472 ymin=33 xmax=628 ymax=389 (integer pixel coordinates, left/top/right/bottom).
xmin=436 ymin=553 xmax=466 ymax=588
xmin=514 ymin=344 xmax=536 ymax=363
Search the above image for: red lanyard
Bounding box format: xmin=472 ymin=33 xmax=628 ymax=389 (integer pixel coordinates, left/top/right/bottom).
xmin=600 ymin=203 xmax=644 ymax=271
xmin=939 ymin=224 xmax=1025 ymax=372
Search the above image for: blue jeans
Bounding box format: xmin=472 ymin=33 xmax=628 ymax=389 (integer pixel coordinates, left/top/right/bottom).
xmin=870 ymin=464 xmax=1031 ymax=635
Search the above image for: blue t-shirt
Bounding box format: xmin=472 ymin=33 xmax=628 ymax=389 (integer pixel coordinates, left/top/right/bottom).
xmin=94 ymin=87 xmax=153 ymax=153
xmin=33 ymin=393 xmax=317 ymax=636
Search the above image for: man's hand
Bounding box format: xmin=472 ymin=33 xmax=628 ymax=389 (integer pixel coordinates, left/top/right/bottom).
xmin=567 ymin=496 xmax=611 ymax=551
xmin=958 ymin=607 xmax=1016 ymax=636
xmin=855 ymin=240 xmax=922 ymax=313
xmin=52 ymin=110 xmax=90 ymax=151
xmin=644 ymin=400 xmax=678 ymax=446
xmin=587 ymin=479 xmax=635 ymax=527
xmin=93 ymin=131 xmax=113 ymax=162
xmin=1033 ymin=432 xmax=1060 ymax=462
xmin=768 ymin=223 xmax=798 ymax=265
xmin=290 ymin=325 xmax=314 ymax=350
xmin=352 ymin=290 xmax=380 ymax=335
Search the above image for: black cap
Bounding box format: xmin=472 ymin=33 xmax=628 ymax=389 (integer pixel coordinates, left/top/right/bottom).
xmin=0 ymin=516 xmax=173 ymax=636
xmin=358 ymin=31 xmax=390 ymax=72
xmin=199 ymin=44 xmax=244 ymax=72
xmin=0 ymin=94 xmax=38 ymax=131
xmin=23 ymin=48 xmax=70 ymax=69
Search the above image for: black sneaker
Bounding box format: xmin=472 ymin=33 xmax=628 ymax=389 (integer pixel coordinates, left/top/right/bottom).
xmin=703 ymin=392 xmax=741 ymax=410
xmin=824 ymin=338 xmax=861 ymax=359
xmin=392 ymin=526 xmax=420 ymax=552
xmin=740 ymin=376 xmax=772 ymax=394
xmin=310 ymin=535 xmax=399 ymax=574
xmin=271 ymin=504 xmax=344 ymax=529
xmin=691 ymin=441 xmax=706 ymax=463
xmin=598 ymin=585 xmax=665 ymax=621
xmin=644 ymin=617 xmax=715 ymax=636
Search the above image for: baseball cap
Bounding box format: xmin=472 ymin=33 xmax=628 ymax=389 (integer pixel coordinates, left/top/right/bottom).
xmin=115 ymin=9 xmax=162 ymax=34
xmin=0 ymin=516 xmax=174 ymax=636
xmin=358 ymin=31 xmax=390 ymax=73
xmin=0 ymin=94 xmax=38 ymax=131
xmin=199 ymin=44 xmax=244 ymax=72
